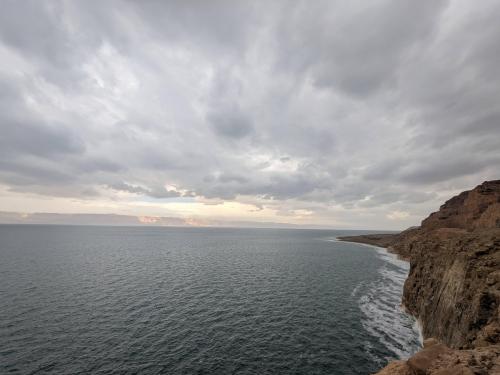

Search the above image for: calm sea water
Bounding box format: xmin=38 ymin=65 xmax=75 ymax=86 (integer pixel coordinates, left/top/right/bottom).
xmin=0 ymin=225 xmax=421 ymax=374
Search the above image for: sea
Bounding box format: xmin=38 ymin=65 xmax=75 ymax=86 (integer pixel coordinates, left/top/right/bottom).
xmin=0 ymin=225 xmax=421 ymax=374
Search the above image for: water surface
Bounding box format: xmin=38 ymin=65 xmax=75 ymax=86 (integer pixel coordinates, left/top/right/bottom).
xmin=0 ymin=225 xmax=420 ymax=374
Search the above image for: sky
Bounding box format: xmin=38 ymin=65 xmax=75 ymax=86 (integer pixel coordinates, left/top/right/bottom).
xmin=0 ymin=0 xmax=499 ymax=230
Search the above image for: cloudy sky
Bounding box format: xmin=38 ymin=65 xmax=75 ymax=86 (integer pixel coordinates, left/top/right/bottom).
xmin=0 ymin=0 xmax=499 ymax=229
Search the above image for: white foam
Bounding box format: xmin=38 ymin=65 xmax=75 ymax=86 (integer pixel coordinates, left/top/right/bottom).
xmin=356 ymin=245 xmax=422 ymax=360
xmin=351 ymin=281 xmax=364 ymax=297
xmin=321 ymin=237 xmax=339 ymax=242
xmin=331 ymin=237 xmax=423 ymax=359
xmin=412 ymin=317 xmax=424 ymax=346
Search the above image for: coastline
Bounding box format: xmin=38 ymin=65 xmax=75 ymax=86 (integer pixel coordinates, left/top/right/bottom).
xmin=370 ymin=245 xmax=424 ymax=351
xmin=339 ymin=232 xmax=500 ymax=374
xmin=337 ymin=235 xmax=409 ymax=262
xmin=338 ymin=181 xmax=500 ymax=374
xmin=335 ymin=237 xmax=423 ymax=360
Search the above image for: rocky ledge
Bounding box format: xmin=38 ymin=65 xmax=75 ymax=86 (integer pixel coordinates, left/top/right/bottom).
xmin=340 ymin=180 xmax=500 ymax=374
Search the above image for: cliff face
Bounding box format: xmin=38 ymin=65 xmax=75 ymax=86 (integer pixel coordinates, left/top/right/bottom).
xmin=353 ymin=180 xmax=500 ymax=374
xmin=394 ymin=180 xmax=500 ymax=350
xmin=421 ymin=181 xmax=500 ymax=231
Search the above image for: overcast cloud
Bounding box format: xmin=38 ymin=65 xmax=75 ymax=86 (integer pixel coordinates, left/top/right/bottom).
xmin=0 ymin=0 xmax=499 ymax=229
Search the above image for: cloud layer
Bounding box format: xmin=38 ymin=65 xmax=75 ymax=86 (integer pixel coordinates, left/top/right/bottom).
xmin=0 ymin=0 xmax=499 ymax=229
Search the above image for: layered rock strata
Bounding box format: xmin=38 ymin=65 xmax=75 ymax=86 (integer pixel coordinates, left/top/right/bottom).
xmin=340 ymin=180 xmax=500 ymax=374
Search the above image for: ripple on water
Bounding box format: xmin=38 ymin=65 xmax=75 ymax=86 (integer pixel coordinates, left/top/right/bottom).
xmin=1 ymin=226 xmax=420 ymax=374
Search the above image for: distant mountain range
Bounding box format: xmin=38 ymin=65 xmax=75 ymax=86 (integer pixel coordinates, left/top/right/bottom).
xmin=0 ymin=211 xmax=331 ymax=230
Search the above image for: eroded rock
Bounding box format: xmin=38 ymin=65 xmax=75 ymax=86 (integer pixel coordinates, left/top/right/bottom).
xmin=363 ymin=181 xmax=500 ymax=375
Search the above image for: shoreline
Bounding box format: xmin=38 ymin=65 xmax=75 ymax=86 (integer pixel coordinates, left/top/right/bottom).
xmin=337 ymin=181 xmax=500 ymax=374
xmin=335 ymin=237 xmax=424 ymax=360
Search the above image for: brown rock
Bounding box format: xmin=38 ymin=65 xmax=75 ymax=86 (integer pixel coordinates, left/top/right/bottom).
xmin=336 ymin=233 xmax=400 ymax=248
xmin=424 ymin=338 xmax=440 ymax=348
xmin=390 ymin=181 xmax=500 ymax=350
xmin=375 ymin=343 xmax=500 ymax=374
xmin=374 ymin=360 xmax=412 ymax=375
xmin=407 ymin=343 xmax=450 ymax=374
xmin=421 ymin=180 xmax=500 ymax=231
xmin=348 ymin=181 xmax=500 ymax=375
xmin=433 ymin=365 xmax=474 ymax=375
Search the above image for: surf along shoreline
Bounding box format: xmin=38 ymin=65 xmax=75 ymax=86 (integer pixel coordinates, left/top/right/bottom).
xmin=337 ymin=180 xmax=500 ymax=374
xmin=335 ymin=237 xmax=424 ymax=359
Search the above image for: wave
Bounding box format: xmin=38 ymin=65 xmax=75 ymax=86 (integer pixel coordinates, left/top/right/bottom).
xmin=354 ymin=246 xmax=422 ymax=361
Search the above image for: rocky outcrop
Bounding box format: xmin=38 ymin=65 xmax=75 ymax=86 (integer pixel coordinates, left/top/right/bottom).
xmin=421 ymin=181 xmax=500 ymax=231
xmin=396 ymin=181 xmax=500 ymax=352
xmin=337 ymin=233 xmax=400 ymax=248
xmin=398 ymin=228 xmax=500 ymax=350
xmin=343 ymin=180 xmax=500 ymax=374
xmin=377 ymin=339 xmax=500 ymax=375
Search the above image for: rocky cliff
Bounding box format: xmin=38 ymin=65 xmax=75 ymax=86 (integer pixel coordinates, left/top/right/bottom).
xmin=341 ymin=180 xmax=500 ymax=374
xmin=397 ymin=181 xmax=500 ymax=351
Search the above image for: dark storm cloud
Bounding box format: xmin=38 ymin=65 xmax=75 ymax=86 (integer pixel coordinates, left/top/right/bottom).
xmin=274 ymin=0 xmax=449 ymax=96
xmin=0 ymin=159 xmax=74 ymax=186
xmin=207 ymin=106 xmax=254 ymax=139
xmin=0 ymin=118 xmax=84 ymax=158
xmin=0 ymin=75 xmax=85 ymax=182
xmin=0 ymin=1 xmax=72 ymax=66
xmin=0 ymin=1 xmax=102 ymax=89
xmin=124 ymin=0 xmax=257 ymax=54
xmin=399 ymin=156 xmax=500 ymax=185
xmin=0 ymin=0 xmax=499 ymax=226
